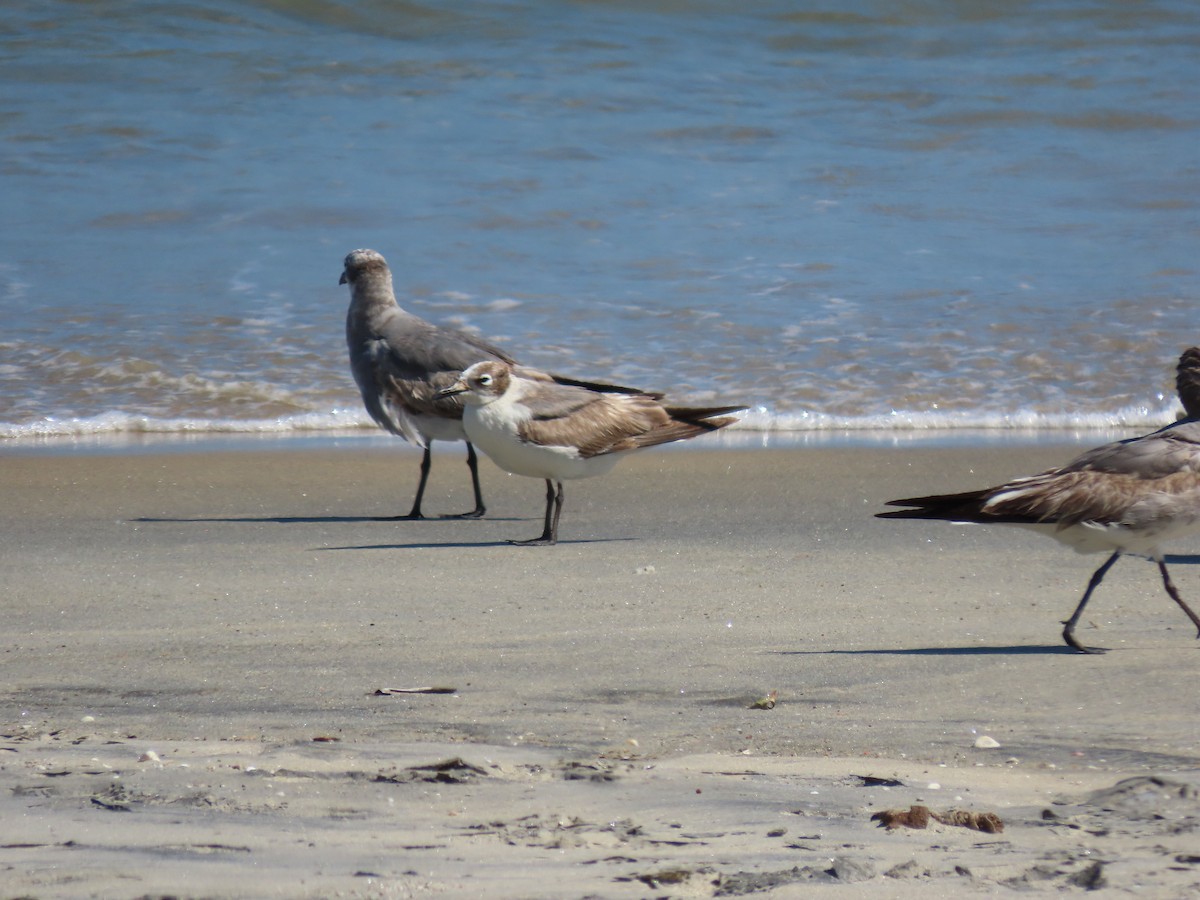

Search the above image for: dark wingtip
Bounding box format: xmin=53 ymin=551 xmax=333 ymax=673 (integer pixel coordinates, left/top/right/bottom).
xmin=875 ymin=503 xmax=936 ymax=519
xmin=664 ymin=404 xmax=750 ymax=422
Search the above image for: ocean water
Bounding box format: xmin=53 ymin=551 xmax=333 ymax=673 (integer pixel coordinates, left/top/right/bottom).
xmin=3 ymin=0 xmax=1199 ymax=449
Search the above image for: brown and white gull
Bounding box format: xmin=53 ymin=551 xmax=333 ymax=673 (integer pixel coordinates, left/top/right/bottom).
xmin=878 ymin=349 xmax=1200 ymax=653
xmin=442 ymin=360 xmax=744 ymax=545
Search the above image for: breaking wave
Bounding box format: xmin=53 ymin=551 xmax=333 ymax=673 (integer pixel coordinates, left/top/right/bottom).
xmin=0 ymin=402 xmax=1178 ymax=452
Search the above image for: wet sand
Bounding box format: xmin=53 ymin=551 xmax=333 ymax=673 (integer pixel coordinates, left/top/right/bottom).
xmin=3 ymin=442 xmax=1199 ymax=897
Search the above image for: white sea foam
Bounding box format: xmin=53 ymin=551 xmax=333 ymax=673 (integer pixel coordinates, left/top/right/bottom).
xmin=0 ymin=409 xmax=372 ymax=441
xmin=0 ymin=402 xmax=1178 ymax=447
xmin=736 ymin=403 xmax=1181 ymax=433
xmin=5 ymin=1 xmax=1197 ymax=460
xmin=485 ymin=298 xmax=523 ymax=312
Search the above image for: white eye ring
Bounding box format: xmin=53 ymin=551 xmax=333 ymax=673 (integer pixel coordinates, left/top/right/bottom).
xmin=477 ymin=374 xmax=492 ymax=386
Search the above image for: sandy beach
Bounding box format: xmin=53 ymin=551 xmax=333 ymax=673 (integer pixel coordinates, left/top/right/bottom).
xmin=3 ymin=441 xmax=1199 ymax=897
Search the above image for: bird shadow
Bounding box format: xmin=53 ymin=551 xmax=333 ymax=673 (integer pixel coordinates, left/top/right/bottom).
xmin=778 ymin=644 xmax=1079 ymax=657
xmin=1164 ymin=554 xmax=1200 ymax=565
xmin=131 ymin=516 xmax=635 ymax=548
xmin=132 ymin=515 xmax=527 ymax=525
xmin=318 ymin=537 xmax=636 ymax=551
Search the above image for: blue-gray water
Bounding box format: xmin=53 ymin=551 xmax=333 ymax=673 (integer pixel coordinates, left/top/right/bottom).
xmin=3 ymin=0 xmax=1199 ymax=446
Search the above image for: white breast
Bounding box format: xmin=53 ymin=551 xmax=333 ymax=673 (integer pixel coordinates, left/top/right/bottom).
xmin=1029 ymin=515 xmax=1200 ymax=558
xmin=410 ymin=412 xmax=468 ymax=444
xmin=463 ymin=398 xmax=622 ymax=482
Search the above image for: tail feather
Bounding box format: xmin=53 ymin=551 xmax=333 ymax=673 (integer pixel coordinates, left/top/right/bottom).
xmin=626 ymin=412 xmax=741 ymax=451
xmin=882 ymin=488 xmax=993 ymax=510
xmin=664 ymin=404 xmax=749 ymax=422
xmin=877 ymin=488 xmax=1044 ymax=525
xmin=878 ymin=488 xmax=993 ymax=523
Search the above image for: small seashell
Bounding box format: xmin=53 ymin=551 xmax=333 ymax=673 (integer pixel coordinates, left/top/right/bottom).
xmin=974 ymin=735 xmax=1001 ymax=749
xmin=749 ymin=690 xmax=778 ymax=710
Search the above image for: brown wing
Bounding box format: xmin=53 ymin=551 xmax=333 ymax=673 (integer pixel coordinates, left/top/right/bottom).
xmin=385 ymin=370 xmax=470 ymax=421
xmin=516 ymin=391 xmax=672 ymax=457
xmin=877 ymin=471 xmax=1135 ymax=527
xmin=1063 ymin=421 xmax=1200 ymax=479
xmin=881 ymin=421 xmax=1200 ymax=527
xmin=516 ymin=392 xmax=740 ymax=457
xmin=979 ymin=469 xmax=1200 ymax=528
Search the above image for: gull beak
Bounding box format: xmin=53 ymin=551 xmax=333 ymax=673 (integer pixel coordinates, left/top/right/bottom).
xmin=338 ymin=270 xmax=349 ymax=285
xmin=439 ymin=378 xmax=468 ymax=398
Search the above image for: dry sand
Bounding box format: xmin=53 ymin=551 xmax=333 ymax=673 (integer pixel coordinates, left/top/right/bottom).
xmin=2 ymin=440 xmax=1199 ymax=897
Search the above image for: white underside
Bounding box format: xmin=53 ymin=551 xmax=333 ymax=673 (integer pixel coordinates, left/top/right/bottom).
xmin=462 ymin=402 xmax=623 ymax=481
xmin=981 ymin=479 xmax=1200 ymax=558
xmin=1014 ymin=519 xmax=1200 ymax=558
xmin=411 ymin=413 xmax=468 ymax=444
xmin=376 ymin=391 xmax=467 ymax=447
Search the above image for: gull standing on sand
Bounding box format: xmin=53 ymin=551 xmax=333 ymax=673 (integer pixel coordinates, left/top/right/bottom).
xmin=341 ymin=248 xmax=516 ymax=519
xmin=441 ymin=360 xmax=744 ymax=545
xmin=878 ymin=349 xmax=1200 ymax=654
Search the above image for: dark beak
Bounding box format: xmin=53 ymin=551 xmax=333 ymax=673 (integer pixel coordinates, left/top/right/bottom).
xmin=338 ymin=271 xmax=348 ymax=285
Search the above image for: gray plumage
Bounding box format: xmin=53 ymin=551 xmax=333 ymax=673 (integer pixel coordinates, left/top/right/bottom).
xmin=342 ymin=248 xmax=515 ymax=519
xmin=879 ymin=349 xmax=1200 ymax=653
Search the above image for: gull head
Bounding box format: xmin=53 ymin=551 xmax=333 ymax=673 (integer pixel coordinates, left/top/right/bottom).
xmin=339 ymin=248 xmax=389 ymax=286
xmin=440 ymin=361 xmax=511 ymax=405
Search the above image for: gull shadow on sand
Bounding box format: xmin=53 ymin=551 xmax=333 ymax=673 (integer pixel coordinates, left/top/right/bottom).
xmin=132 ymin=515 xmax=525 ymax=525
xmin=1163 ymin=554 xmax=1200 ymax=565
xmin=132 ymin=517 xmax=632 ymax=548
xmin=779 ymin=645 xmax=1079 ymax=657
xmin=319 ymin=540 xmax=518 ymax=550
xmin=318 ymin=537 xmax=636 ymax=551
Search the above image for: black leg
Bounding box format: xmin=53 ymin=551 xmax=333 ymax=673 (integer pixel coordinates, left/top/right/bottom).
xmin=454 ymin=443 xmax=487 ymax=519
xmin=1061 ymin=550 xmax=1120 ymax=654
xmin=435 ymin=442 xmax=488 ymax=519
xmin=548 ymin=480 xmax=564 ymax=543
xmin=383 ymin=446 xmax=431 ymax=521
xmin=1155 ymin=557 xmax=1200 ymax=638
xmin=509 ymin=479 xmax=561 ymax=546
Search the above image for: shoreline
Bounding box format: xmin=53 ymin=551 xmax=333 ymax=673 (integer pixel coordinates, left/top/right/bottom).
xmin=0 ymin=422 xmax=1153 ymax=458
xmin=4 ymin=444 xmax=1199 ymax=895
